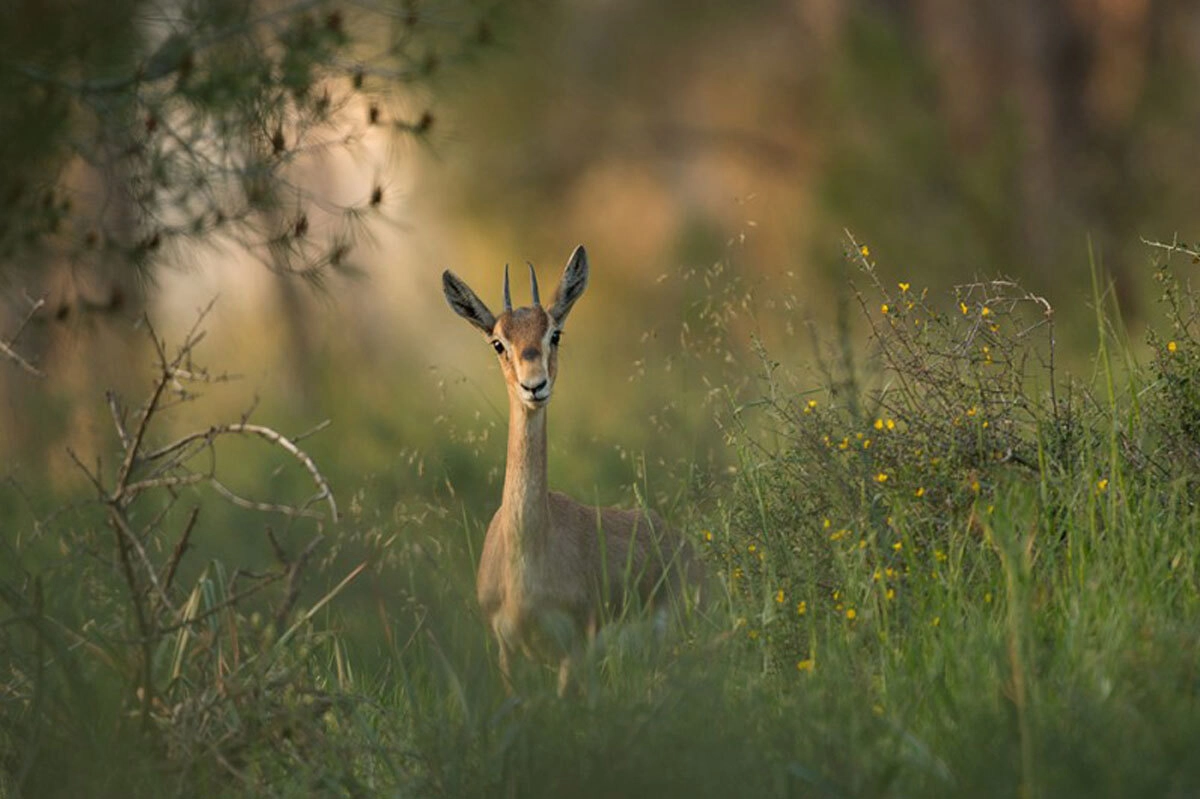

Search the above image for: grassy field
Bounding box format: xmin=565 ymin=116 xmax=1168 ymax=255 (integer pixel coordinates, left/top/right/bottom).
xmin=3 ymin=239 xmax=1199 ymax=798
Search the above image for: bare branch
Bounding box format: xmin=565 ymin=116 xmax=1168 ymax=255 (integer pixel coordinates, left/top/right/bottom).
xmin=108 ymin=505 xmax=178 ymax=616
xmin=0 ymin=338 xmax=44 ymax=378
xmin=65 ymin=447 xmax=107 ymax=496
xmin=107 ymin=391 xmax=131 ymax=453
xmin=1142 ymin=236 xmax=1200 ymax=260
xmin=210 ymin=478 xmax=325 ymax=519
xmin=124 ymin=472 xmax=209 ymax=496
xmin=275 ymin=533 xmax=325 ymax=625
xmin=0 ymin=295 xmax=47 ymax=377
xmin=161 ymin=507 xmax=200 ymax=592
xmin=224 ymin=423 xmax=338 ymax=522
xmin=10 ymin=295 xmax=45 ymax=346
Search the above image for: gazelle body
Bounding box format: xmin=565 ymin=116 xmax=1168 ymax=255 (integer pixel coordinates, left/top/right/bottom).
xmin=442 ymin=246 xmax=697 ymax=694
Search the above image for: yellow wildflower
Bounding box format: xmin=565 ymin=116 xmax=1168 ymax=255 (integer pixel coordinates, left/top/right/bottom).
xmin=775 ymin=589 xmax=785 ymax=604
xmin=881 ymin=303 xmax=889 ymax=315
xmin=1097 ymin=478 xmax=1109 ymax=493
xmin=875 ymin=472 xmax=889 ymax=484
xmin=885 ymin=588 xmax=895 ymax=601
xmin=874 ymin=418 xmax=884 ymax=430
xmin=860 ymin=245 xmax=870 ymax=257
xmin=846 ymin=608 xmax=857 ymax=620
xmin=981 ymin=306 xmax=992 ymax=317
xmin=796 ymin=600 xmax=807 ymax=616
xmin=797 ymin=658 xmax=815 ymax=673
xmin=892 ymin=540 xmax=903 ymax=552
xmin=1168 ymin=341 xmax=1178 ymax=353
xmin=704 ymin=530 xmax=713 ymax=542
xmin=915 ymin=486 xmax=925 ymax=498
xmin=898 ymin=282 xmax=910 ymax=292
xmin=886 ymin=418 xmax=896 ymax=431
xmin=960 ymin=302 xmax=969 ymax=315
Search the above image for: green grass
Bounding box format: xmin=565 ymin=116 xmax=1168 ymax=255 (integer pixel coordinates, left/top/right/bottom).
xmin=3 ymin=238 xmax=1200 ymax=798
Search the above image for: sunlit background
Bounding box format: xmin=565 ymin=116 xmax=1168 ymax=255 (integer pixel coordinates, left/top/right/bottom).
xmin=4 ymin=0 xmax=1199 ymax=512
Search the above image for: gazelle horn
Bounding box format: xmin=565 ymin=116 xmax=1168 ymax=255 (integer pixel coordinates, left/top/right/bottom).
xmin=503 ymin=264 xmax=512 ymax=312
xmin=528 ymin=262 xmax=540 ymax=306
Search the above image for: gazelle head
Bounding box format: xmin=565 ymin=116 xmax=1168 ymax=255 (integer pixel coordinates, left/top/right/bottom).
xmin=443 ymin=245 xmax=589 ymax=411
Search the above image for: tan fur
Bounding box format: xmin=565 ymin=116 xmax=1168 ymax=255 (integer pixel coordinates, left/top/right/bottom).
xmin=443 ymin=248 xmax=698 ymax=695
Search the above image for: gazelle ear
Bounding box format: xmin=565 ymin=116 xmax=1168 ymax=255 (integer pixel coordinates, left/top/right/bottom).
xmin=442 ymin=270 xmax=497 ymax=334
xmin=549 ymin=245 xmax=588 ymax=325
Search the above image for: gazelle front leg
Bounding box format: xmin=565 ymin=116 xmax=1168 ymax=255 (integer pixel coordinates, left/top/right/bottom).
xmin=557 ymin=651 xmax=577 ymax=697
xmin=557 ymin=624 xmax=594 ymax=698
xmin=499 ymin=641 xmax=515 ymax=694
xmin=493 ymin=627 xmax=516 ymax=694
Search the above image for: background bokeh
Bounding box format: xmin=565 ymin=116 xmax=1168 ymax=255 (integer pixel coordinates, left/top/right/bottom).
xmin=3 ymin=0 xmax=1199 ymax=564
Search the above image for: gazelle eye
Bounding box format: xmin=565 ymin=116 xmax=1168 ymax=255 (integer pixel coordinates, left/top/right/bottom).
xmin=550 ymin=330 xmax=562 ymax=346
xmin=491 ymin=340 xmax=505 ymax=355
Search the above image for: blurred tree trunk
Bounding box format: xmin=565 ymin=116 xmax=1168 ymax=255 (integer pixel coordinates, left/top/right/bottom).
xmin=0 ymin=143 xmax=145 ymax=475
xmin=911 ymin=0 xmax=1155 ymax=316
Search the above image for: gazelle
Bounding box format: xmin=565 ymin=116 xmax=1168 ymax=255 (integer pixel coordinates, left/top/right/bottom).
xmin=442 ymin=245 xmax=698 ymax=695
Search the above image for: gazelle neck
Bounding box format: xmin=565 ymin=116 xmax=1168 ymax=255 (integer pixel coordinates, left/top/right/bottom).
xmin=500 ymin=395 xmax=551 ymax=547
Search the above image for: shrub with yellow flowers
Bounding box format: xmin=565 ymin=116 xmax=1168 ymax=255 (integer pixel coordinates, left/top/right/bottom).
xmin=714 ymin=237 xmax=1098 ymax=672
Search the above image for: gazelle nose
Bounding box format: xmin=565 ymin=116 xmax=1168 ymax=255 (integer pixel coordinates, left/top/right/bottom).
xmin=521 ymin=379 xmax=548 ymax=394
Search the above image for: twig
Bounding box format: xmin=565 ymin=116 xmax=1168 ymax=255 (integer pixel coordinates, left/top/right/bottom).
xmin=1142 ymin=235 xmax=1200 ymax=260
xmin=223 ymin=423 xmax=338 ymax=522
xmin=108 ymin=505 xmax=178 ymax=616
xmin=152 ymin=572 xmax=286 ymax=638
xmin=0 ymin=338 xmax=44 ymax=378
xmin=210 ymin=478 xmax=325 ymax=519
xmin=276 ymin=533 xmax=325 ymax=625
xmin=115 ymin=366 xmax=170 ymax=499
xmin=0 ymin=296 xmax=47 ymax=377
xmin=10 ymin=295 xmax=45 ymax=346
xmin=161 ymin=507 xmax=200 ymax=592
xmin=124 ymin=472 xmax=209 ymax=495
xmin=107 ymin=391 xmax=131 ymax=452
